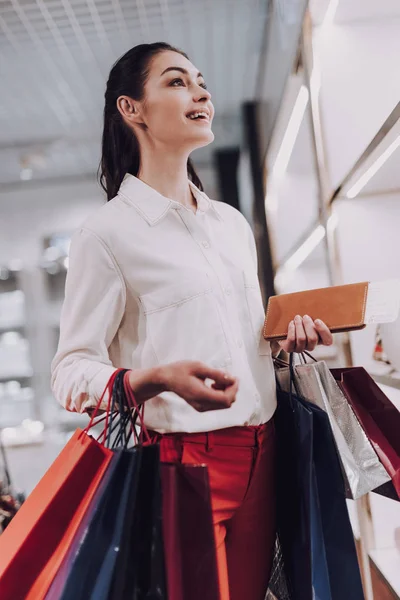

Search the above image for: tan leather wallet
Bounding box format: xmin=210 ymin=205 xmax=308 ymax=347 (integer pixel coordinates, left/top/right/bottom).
xmin=263 ymin=282 xmax=369 ymax=341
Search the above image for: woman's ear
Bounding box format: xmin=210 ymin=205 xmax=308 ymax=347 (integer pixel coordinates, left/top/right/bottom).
xmin=117 ymin=96 xmax=143 ymax=125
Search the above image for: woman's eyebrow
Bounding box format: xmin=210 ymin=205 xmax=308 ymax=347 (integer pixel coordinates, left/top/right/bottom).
xmin=160 ymin=66 xmax=203 ymax=79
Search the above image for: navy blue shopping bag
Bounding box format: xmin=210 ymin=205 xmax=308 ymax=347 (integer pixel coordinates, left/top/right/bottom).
xmin=274 ymin=380 xmax=331 ymax=600
xmin=110 ymin=444 xmax=167 ymax=600
xmin=299 ymin=396 xmax=364 ymax=600
xmin=57 ymin=448 xmax=139 ymax=600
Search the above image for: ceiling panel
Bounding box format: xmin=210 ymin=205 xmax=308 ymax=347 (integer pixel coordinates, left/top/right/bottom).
xmin=0 ymin=0 xmax=268 ymax=185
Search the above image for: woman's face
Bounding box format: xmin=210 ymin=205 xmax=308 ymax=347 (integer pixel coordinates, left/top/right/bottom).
xmin=136 ymin=50 xmax=214 ymax=151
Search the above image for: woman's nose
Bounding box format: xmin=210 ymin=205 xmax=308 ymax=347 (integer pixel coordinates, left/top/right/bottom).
xmin=193 ymin=86 xmax=211 ymax=102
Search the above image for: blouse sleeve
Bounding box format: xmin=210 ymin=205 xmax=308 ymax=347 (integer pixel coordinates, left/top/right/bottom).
xmin=51 ymin=228 xmax=126 ymax=413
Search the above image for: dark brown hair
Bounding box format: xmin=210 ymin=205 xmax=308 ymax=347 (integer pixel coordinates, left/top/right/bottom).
xmin=99 ymin=42 xmax=203 ymax=201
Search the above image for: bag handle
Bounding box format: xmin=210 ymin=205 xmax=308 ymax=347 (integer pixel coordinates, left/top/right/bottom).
xmin=289 ymin=353 xmax=302 ymax=402
xmin=273 ymin=353 xmax=302 ymax=411
xmin=107 ymin=370 xmax=139 ymax=449
xmin=301 ymin=350 xmax=317 ymax=363
xmin=81 ymin=368 xmax=133 ymax=443
xmin=79 ymin=368 xmax=122 ymax=440
xmin=123 ymin=371 xmax=151 ymax=444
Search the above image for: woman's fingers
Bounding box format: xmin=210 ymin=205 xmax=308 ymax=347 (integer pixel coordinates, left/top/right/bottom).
xmin=279 ymin=315 xmax=332 ymax=353
xmin=314 ymin=318 xmax=333 ymax=346
xmin=193 ymin=363 xmax=236 ymax=387
xmin=278 ymin=319 xmax=296 ymax=353
xmin=293 ymin=315 xmax=307 ymax=352
xmin=194 ymin=379 xmax=239 ymax=411
xmin=302 ymin=315 xmax=319 ymax=351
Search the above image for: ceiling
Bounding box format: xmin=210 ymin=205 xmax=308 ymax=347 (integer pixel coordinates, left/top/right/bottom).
xmin=0 ymin=0 xmax=268 ymax=185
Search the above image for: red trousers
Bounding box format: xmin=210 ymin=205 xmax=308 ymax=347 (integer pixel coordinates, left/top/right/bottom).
xmin=149 ymin=421 xmax=276 ymax=600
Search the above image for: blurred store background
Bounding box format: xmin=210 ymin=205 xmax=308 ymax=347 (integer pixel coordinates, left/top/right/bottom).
xmin=1 ymin=0 xmax=400 ymax=597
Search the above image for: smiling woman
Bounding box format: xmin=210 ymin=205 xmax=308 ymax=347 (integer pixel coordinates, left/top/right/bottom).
xmin=52 ymin=41 xmax=332 ymax=600
xmin=99 ymin=43 xmax=214 ymax=202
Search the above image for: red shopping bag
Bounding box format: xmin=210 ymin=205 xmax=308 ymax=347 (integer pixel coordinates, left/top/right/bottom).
xmin=161 ymin=463 xmax=220 ymax=600
xmin=0 ymin=429 xmax=112 ymax=599
xmin=0 ymin=370 xmax=121 ymax=600
xmin=25 ymin=442 xmax=112 ymax=600
xmin=331 ymin=367 xmax=400 ymax=498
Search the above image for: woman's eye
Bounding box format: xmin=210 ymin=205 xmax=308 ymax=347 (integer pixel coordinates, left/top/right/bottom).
xmin=170 ymin=78 xmax=185 ymax=86
xmin=200 ymin=82 xmax=208 ymax=90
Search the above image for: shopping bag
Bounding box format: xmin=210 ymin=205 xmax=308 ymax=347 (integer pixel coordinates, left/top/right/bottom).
xmin=0 ymin=368 xmax=127 ymax=600
xmin=109 ymin=444 xmax=167 ymax=600
xmin=161 ymin=462 xmax=220 ymax=600
xmin=44 ymin=451 xmax=122 ymax=600
xmin=275 ymin=357 xmax=364 ymax=600
xmin=265 ymin=536 xmax=292 ymax=600
xmin=57 ymin=448 xmax=142 ymax=600
xmin=276 ymin=359 xmax=390 ymax=499
xmin=274 ymin=378 xmax=324 ymax=600
xmin=331 ymin=367 xmax=400 ymax=499
xmin=296 ymin=395 xmax=364 ymax=600
xmin=0 ymin=429 xmax=112 ymax=600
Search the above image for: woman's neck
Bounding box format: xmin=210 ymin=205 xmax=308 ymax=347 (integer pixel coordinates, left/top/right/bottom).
xmin=137 ymin=146 xmax=195 ymax=209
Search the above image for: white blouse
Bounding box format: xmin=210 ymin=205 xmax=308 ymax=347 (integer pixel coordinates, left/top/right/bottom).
xmin=51 ymin=174 xmax=277 ymax=433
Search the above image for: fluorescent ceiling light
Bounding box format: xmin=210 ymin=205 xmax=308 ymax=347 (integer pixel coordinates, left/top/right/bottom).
xmin=275 ymin=224 xmax=326 ymax=286
xmin=346 ymin=134 xmax=400 ymax=199
xmin=275 ymin=215 xmax=337 ymax=288
xmin=272 ymin=85 xmax=309 ymax=182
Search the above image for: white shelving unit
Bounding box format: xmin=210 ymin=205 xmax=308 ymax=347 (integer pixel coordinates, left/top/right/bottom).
xmin=0 ymin=233 xmax=88 ymax=445
xmin=0 ymin=272 xmax=35 ymax=430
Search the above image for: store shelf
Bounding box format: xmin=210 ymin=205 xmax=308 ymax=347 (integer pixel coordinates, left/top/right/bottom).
xmin=0 ymin=323 xmax=26 ymax=335
xmin=0 ymin=374 xmax=33 ymax=384
xmin=370 ymin=549 xmax=400 ymax=599
xmin=372 ymin=373 xmax=400 ymax=391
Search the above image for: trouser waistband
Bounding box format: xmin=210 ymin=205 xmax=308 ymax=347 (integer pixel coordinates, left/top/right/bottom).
xmin=147 ymin=420 xmax=274 ymax=449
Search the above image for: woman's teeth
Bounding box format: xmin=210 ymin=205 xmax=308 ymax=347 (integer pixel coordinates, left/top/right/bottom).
xmin=188 ymin=112 xmax=208 ymax=120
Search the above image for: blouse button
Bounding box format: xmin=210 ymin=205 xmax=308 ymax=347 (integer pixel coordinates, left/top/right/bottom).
xmin=201 ymin=241 xmax=210 ymax=249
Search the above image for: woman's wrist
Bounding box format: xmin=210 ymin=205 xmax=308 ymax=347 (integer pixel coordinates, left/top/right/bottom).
xmin=128 ymin=365 xmax=168 ymax=404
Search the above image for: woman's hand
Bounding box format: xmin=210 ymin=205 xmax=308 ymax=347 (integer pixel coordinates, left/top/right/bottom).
xmin=275 ymin=315 xmax=333 ymax=354
xmin=129 ymin=361 xmax=238 ymax=412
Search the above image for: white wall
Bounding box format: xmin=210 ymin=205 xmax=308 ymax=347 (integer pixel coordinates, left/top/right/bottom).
xmin=315 ymin=20 xmax=400 ymax=188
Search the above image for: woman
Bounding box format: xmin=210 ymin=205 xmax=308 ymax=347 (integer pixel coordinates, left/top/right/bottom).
xmin=51 ymin=42 xmax=333 ymax=600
